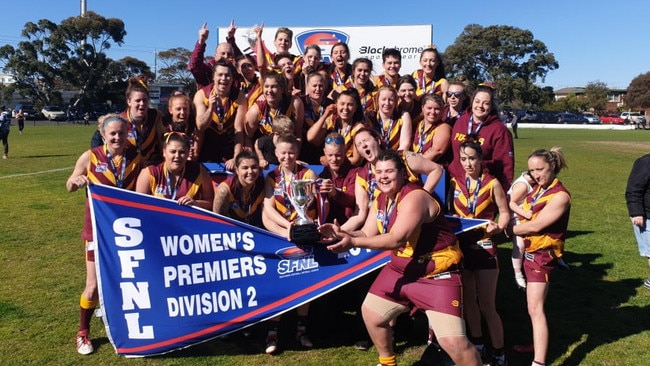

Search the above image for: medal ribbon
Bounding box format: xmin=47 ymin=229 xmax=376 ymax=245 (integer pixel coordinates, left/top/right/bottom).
xmin=105 ymin=147 xmax=126 ymax=188
xmin=165 ymin=168 xmax=183 ymax=200
xmin=465 ymin=175 xmax=482 ymax=215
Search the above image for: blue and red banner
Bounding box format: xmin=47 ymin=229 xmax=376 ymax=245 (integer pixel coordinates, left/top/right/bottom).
xmin=88 ymin=183 xmax=488 ymax=357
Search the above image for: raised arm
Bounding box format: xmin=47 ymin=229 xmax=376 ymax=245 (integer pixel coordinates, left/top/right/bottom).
xmin=404 ymin=151 xmax=443 ymax=194
xmin=307 ymin=104 xmax=335 ymax=144
xmin=193 ymin=89 xmax=213 ymax=132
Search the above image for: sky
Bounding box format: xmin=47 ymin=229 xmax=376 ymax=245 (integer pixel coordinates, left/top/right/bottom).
xmin=1 ymin=0 xmax=649 ymax=90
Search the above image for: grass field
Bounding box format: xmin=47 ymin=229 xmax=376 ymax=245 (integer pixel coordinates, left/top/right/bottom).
xmin=1 ymin=124 xmax=650 ymax=366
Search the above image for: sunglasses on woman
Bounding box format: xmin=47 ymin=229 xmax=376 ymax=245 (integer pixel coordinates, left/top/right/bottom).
xmin=446 ymin=91 xmax=463 ymax=99
xmin=325 ymin=136 xmax=344 ymax=145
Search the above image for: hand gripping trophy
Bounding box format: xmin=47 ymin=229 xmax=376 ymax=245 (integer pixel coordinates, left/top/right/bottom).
xmin=287 ymin=179 xmax=322 ymax=244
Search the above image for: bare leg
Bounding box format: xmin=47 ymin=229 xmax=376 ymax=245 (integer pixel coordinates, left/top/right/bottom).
xmin=83 ymin=260 xmax=98 ymax=303
xmin=475 ymin=269 xmax=504 ymax=350
xmin=527 ymin=281 xmax=550 ymax=364
xmin=461 ymin=270 xmax=481 ymax=340
xmin=361 ymin=302 xmax=395 ymax=357
xmin=437 ymin=336 xmax=482 ymax=366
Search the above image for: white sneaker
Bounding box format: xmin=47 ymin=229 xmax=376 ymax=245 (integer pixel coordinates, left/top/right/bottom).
xmin=265 ymin=334 xmax=278 ymax=354
xmin=75 ymin=330 xmax=94 ymax=355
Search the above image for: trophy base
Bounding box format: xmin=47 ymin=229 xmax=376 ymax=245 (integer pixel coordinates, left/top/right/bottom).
xmin=290 ymin=223 xmax=320 ymax=245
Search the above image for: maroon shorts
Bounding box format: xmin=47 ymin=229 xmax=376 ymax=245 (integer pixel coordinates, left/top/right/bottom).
xmin=523 ymin=250 xmax=557 ymax=283
xmin=368 ymin=262 xmax=463 ymax=317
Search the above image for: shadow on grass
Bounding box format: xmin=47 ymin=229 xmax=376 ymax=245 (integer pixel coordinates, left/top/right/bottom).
xmin=498 ymin=240 xmax=650 ymax=366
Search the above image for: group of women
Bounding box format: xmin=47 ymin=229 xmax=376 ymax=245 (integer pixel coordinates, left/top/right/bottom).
xmin=66 ymin=31 xmax=571 ymax=366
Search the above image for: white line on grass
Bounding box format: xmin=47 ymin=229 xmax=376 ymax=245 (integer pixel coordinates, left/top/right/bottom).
xmin=0 ymin=166 xmax=73 ymax=180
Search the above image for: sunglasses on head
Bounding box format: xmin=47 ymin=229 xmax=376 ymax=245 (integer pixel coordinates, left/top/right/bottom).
xmin=446 ymin=91 xmax=463 ymax=98
xmin=325 ymin=136 xmax=345 ymax=145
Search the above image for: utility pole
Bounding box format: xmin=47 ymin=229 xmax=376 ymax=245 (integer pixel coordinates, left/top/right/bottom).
xmin=154 ymin=49 xmax=157 ymax=81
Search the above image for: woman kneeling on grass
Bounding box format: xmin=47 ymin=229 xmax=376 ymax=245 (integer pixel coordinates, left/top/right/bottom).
xmin=66 ymin=114 xmax=143 ymax=355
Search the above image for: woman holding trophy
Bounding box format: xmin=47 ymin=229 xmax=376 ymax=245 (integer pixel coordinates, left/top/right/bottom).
xmin=261 ymin=133 xmax=319 ymax=354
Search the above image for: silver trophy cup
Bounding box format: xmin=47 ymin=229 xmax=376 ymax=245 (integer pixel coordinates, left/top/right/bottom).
xmin=288 ymin=179 xmax=316 ymax=225
xmin=245 ymin=25 xmax=259 ymax=49
xmin=287 ymin=179 xmax=320 ymax=244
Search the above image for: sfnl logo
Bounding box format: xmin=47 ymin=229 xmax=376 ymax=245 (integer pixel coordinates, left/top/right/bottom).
xmin=295 ymin=29 xmax=349 ymax=63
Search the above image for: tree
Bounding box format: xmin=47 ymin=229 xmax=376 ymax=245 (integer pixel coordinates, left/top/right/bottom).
xmin=626 ymin=72 xmax=650 ymax=109
xmin=544 ymin=93 xmax=587 ymax=113
xmin=584 ymin=81 xmax=609 ymax=112
xmin=0 ymin=11 xmax=151 ymax=109
xmin=443 ymin=24 xmax=559 ymax=108
xmin=156 ymin=47 xmax=195 ymax=93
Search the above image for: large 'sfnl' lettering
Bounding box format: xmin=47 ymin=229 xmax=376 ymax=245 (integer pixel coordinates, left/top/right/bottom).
xmin=113 ymin=217 xmax=154 ymax=339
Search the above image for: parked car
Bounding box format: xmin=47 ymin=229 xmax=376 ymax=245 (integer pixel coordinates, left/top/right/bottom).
xmin=580 ymin=113 xmax=601 ymax=124
xmin=12 ymin=103 xmax=39 ymax=119
xmin=521 ymin=110 xmax=538 ymax=122
xmin=556 ymin=112 xmax=588 ymax=124
xmin=600 ymin=113 xmax=625 ymax=124
xmin=41 ymin=106 xmax=67 ymax=121
xmin=621 ymin=111 xmax=642 ymax=123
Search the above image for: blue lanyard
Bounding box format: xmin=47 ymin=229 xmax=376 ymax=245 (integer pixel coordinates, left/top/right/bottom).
xmin=418 ymin=122 xmax=434 ymax=153
xmin=447 ymin=109 xmax=463 ymax=121
xmin=380 ymin=196 xmax=397 ymax=234
xmin=530 ymin=185 xmax=548 ymax=209
xmin=127 ymin=111 xmax=142 ymax=153
xmin=105 ymin=147 xmax=126 ymax=188
xmin=262 ymin=103 xmax=281 ymax=129
xmin=467 ymin=115 xmax=483 ymax=136
xmin=165 ymin=168 xmax=183 ymax=200
xmin=367 ymin=166 xmax=377 ymax=202
xmin=465 ymin=175 xmax=482 ymax=215
xmin=419 ymin=71 xmax=433 ymax=94
xmin=337 ymin=119 xmax=352 ymax=138
xmin=215 ymin=98 xmax=224 ymax=123
xmin=379 ymin=114 xmax=395 ymax=148
xmin=334 ymin=69 xmax=345 ymax=86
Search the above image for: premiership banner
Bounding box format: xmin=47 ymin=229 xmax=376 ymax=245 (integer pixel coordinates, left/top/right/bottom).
xmin=88 ymin=184 xmax=391 ymax=357
xmin=88 ymin=183 xmax=487 ymax=357
xmin=218 ymin=24 xmax=433 ymax=77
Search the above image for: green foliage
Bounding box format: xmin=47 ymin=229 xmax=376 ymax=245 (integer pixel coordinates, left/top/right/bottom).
xmin=544 ymin=93 xmax=588 ymax=112
xmin=626 ymin=72 xmax=650 ymax=109
xmin=584 ymin=81 xmax=609 ymax=112
xmin=443 ymin=24 xmax=559 ymax=109
xmin=156 ymin=47 xmax=196 ymax=92
xmin=0 ymin=11 xmax=151 ymax=109
xmin=2 ymin=125 xmax=650 ymax=365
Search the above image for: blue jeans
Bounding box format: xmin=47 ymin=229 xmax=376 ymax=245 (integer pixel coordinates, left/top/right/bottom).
xmin=632 ymin=219 xmax=650 ymax=257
